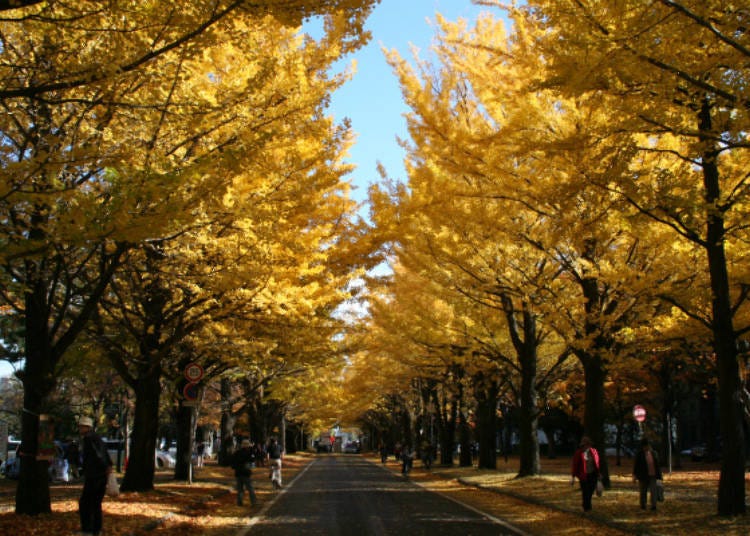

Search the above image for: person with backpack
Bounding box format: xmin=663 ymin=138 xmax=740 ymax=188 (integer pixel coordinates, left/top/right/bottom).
xmin=78 ymin=416 xmax=112 ymax=536
xmin=231 ymin=439 xmax=258 ymax=507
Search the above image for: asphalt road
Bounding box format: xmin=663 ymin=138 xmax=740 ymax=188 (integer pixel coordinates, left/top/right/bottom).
xmin=239 ymin=455 xmax=524 ymax=536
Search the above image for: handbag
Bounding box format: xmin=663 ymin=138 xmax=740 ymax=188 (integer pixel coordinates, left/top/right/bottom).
xmin=656 ymin=479 xmax=664 ymax=502
xmin=106 ymin=472 xmax=120 ymax=497
xmin=595 ymin=478 xmax=604 ymax=497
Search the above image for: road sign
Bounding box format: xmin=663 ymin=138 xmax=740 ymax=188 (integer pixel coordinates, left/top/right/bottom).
xmin=633 ymin=405 xmax=647 ymax=423
xmin=183 ymin=382 xmax=200 ymax=401
xmin=184 ymin=363 xmax=204 ymax=383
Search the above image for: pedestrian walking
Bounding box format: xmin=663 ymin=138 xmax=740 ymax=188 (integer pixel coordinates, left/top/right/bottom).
xmin=570 ymin=436 xmax=601 ymax=512
xmin=633 ymin=437 xmax=663 ymax=511
xmin=401 ymin=444 xmax=414 ymax=475
xmin=78 ymin=416 xmax=112 ymax=536
xmin=379 ymin=443 xmax=388 ymax=464
xmin=231 ymin=439 xmax=258 ymax=507
xmin=194 ymin=442 xmax=205 ymax=468
xmin=420 ymin=441 xmax=434 ymax=470
xmin=267 ymin=437 xmax=283 ymax=488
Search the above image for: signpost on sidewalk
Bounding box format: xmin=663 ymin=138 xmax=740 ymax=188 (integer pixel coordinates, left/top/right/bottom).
xmin=182 ymin=363 xmax=204 ymax=484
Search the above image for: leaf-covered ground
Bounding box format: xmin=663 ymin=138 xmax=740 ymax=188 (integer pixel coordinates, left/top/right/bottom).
xmin=0 ymin=453 xmax=747 ymax=535
xmin=397 ymin=455 xmax=750 ymax=536
xmin=0 ymin=456 xmax=309 ymax=536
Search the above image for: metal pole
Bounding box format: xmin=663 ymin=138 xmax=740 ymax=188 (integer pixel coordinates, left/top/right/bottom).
xmin=667 ymin=412 xmax=673 ymax=474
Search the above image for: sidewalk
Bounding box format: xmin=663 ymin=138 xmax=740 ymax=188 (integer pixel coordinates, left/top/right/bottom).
xmin=0 ymin=454 xmax=312 ymax=535
xmin=376 ymin=454 xmax=749 ymax=536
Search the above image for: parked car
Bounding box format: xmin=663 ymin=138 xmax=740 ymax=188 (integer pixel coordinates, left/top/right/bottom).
xmin=604 ymin=445 xmax=634 ymax=457
xmin=3 ymin=438 xmax=20 ymax=460
xmin=104 ymin=438 xmax=126 ymax=468
xmin=155 ymin=448 xmax=175 ymax=469
xmin=689 ymin=443 xmax=708 ymax=461
xmin=2 ymin=441 xmax=69 ymax=481
xmin=105 ymin=438 xmax=176 ymax=469
xmin=343 ymin=441 xmax=361 ymax=454
xmin=1 ymin=442 xmax=20 ymax=479
xmin=682 ymin=442 xmax=721 ymax=461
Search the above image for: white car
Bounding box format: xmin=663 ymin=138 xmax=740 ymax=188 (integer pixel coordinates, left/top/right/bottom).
xmin=155 ymin=449 xmax=175 ymax=469
xmin=105 ymin=439 xmax=176 ymax=469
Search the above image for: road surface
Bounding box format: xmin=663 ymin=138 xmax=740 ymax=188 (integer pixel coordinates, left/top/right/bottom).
xmin=239 ymin=455 xmax=525 ymax=536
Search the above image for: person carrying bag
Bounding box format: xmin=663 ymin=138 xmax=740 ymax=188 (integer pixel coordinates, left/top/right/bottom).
xmin=633 ymin=437 xmax=663 ymax=511
xmin=571 ymin=436 xmax=601 ymax=512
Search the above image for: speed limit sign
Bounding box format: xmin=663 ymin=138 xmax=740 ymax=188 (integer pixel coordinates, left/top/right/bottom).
xmin=184 ymin=363 xmax=204 ymax=383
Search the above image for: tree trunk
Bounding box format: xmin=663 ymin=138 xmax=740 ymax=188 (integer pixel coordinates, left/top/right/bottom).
xmin=173 ymin=399 xmax=197 ymax=481
xmin=279 ymin=415 xmax=287 ymax=453
xmin=438 ymin=389 xmax=456 ymax=466
xmin=501 ymin=405 xmax=513 ymax=462
xmin=698 ymin=99 xmax=746 ymax=516
xmin=218 ymin=378 xmax=236 ymax=466
xmin=458 ymin=410 xmax=472 ymax=467
xmin=475 ymin=378 xmax=499 ymax=469
xmin=517 ymin=349 xmax=540 ymax=477
xmin=15 ymin=384 xmax=50 ymax=515
xmin=15 ymin=283 xmax=56 ymax=515
xmin=517 ymin=378 xmax=540 ymax=475
xmin=120 ymin=372 xmax=160 ymax=492
xmin=581 ymin=354 xmax=609 ymax=486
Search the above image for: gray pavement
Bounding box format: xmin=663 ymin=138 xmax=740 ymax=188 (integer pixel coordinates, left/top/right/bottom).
xmin=236 ymin=455 xmax=525 ymax=536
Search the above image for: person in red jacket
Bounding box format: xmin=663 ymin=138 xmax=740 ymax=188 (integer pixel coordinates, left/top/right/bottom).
xmin=570 ymin=436 xmax=600 ymax=512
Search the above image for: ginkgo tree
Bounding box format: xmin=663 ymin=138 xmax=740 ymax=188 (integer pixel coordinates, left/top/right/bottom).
xmin=91 ymin=85 xmax=372 ymax=492
xmin=508 ymin=0 xmax=750 ymax=515
xmin=0 ymin=0 xmax=378 ymax=515
xmin=367 ymin=9 xmax=678 ymax=485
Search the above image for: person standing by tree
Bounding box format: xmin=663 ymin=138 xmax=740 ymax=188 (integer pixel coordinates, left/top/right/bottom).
xmin=78 ymin=416 xmax=112 ymax=536
xmin=231 ymin=439 xmax=258 ymax=507
xmin=633 ymin=437 xmax=663 ymax=511
xmin=570 ymin=436 xmax=600 ymax=512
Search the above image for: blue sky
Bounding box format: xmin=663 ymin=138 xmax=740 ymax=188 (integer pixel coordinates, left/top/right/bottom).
xmin=328 ymin=0 xmax=496 ymax=207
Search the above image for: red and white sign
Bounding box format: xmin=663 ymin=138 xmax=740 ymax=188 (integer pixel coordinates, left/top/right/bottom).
xmin=184 ymin=363 xmax=204 ymax=383
xmin=183 ymin=382 xmax=200 ymax=401
xmin=633 ymin=405 xmax=647 ymax=423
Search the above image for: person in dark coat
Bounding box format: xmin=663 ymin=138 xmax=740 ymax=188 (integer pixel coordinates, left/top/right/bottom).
xmin=232 ymin=439 xmax=258 ymax=507
xmin=78 ymin=416 xmax=112 ymax=536
xmin=570 ymin=436 xmax=600 ymax=512
xmin=66 ymin=439 xmax=81 ymax=479
xmin=633 ymin=437 xmax=663 ymax=511
xmin=401 ymin=444 xmax=414 ymax=475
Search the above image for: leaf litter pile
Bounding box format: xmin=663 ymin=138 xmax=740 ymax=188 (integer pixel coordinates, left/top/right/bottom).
xmin=0 ymin=453 xmax=748 ymax=535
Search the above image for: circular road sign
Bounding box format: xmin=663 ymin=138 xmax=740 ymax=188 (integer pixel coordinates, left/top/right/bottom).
xmin=184 ymin=363 xmax=204 ymax=383
xmin=633 ymin=405 xmax=647 ymax=423
xmin=183 ymin=382 xmax=200 ymax=401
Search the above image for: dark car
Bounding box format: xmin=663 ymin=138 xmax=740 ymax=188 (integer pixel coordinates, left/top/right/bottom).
xmin=343 ymin=441 xmax=361 ymax=454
